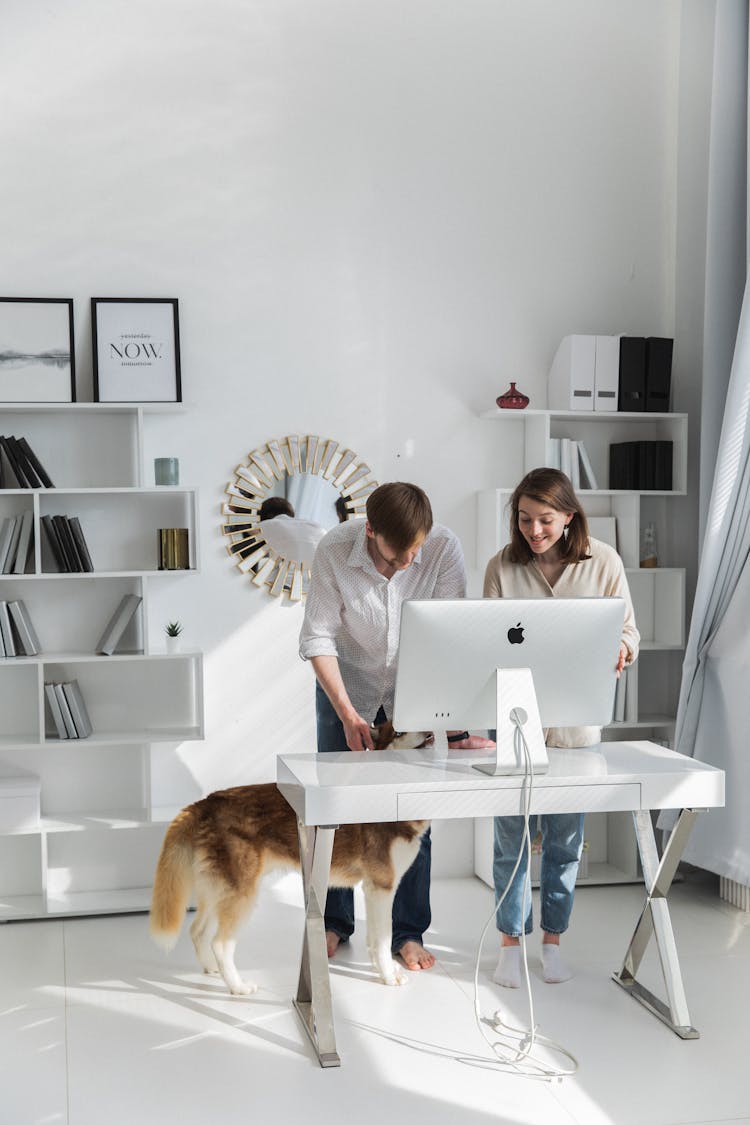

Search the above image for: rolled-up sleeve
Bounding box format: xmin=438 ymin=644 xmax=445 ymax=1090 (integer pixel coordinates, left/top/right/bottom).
xmin=298 ymin=541 xmax=342 ymax=661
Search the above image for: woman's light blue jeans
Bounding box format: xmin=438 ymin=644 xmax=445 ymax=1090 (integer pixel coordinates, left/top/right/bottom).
xmin=493 ymin=812 xmax=585 ymax=936
xmin=315 ymin=683 xmax=431 ymax=952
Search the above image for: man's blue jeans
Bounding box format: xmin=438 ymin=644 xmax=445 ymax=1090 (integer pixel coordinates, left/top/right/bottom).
xmin=315 ymin=684 xmax=431 ymax=952
xmin=493 ymin=812 xmax=584 ymax=936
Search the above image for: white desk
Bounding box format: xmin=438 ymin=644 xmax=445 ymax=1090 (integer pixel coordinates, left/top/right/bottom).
xmin=277 ymin=741 xmax=725 ymax=1067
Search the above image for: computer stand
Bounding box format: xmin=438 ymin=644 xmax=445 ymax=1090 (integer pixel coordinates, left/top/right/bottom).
xmin=473 ymin=667 xmax=549 ymax=776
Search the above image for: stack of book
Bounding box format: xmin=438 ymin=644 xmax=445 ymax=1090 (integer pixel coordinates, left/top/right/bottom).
xmin=0 ymin=600 xmax=41 ymax=657
xmin=0 ymin=511 xmax=34 ymax=574
xmin=609 ymin=441 xmax=673 ymax=490
xmin=0 ymin=435 xmax=54 ymax=488
xmin=547 ymin=334 xmax=673 ymax=413
xmin=547 ymin=438 xmax=599 ymax=489
xmin=44 ymin=679 xmax=93 ymax=740
xmin=41 ymin=515 xmax=94 ymax=572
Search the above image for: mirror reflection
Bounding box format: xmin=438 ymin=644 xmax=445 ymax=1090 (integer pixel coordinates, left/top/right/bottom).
xmin=222 ymin=434 xmax=378 ymax=603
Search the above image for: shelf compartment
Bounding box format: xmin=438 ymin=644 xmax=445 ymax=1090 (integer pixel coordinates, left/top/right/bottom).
xmin=627 ymin=568 xmax=685 ymax=647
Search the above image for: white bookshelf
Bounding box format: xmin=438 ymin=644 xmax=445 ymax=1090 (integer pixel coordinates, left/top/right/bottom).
xmin=473 ymin=407 xmax=688 ymax=886
xmin=0 ymin=403 xmax=203 ymax=919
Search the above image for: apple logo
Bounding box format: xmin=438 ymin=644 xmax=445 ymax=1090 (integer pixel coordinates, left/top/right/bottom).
xmin=507 ymin=622 xmax=525 ymax=645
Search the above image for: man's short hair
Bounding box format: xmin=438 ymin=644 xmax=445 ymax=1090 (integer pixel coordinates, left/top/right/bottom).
xmin=259 ymin=496 xmax=294 ymax=521
xmin=366 ymin=482 xmax=433 ymax=551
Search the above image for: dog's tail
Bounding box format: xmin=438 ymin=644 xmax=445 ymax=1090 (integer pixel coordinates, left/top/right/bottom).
xmin=149 ymin=809 xmax=195 ymax=951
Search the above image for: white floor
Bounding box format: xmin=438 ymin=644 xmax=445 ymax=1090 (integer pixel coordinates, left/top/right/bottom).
xmin=2 ymin=868 xmax=749 ymax=1125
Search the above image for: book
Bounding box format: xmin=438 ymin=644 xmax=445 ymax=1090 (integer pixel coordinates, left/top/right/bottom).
xmin=0 ymin=602 xmax=16 ymax=656
xmin=52 ymin=515 xmax=81 ymax=571
xmin=95 ymin=594 xmax=142 ymax=655
xmin=0 ymin=435 xmax=30 ymax=487
xmin=16 ymin=436 xmax=54 ymax=488
xmin=613 ymin=668 xmax=627 ymax=723
xmin=44 ymin=683 xmax=69 ymax=739
xmin=68 ymin=517 xmax=94 ymax=572
xmin=0 ymin=517 xmax=17 ymax=572
xmin=594 ymin=335 xmax=620 ymax=411
xmin=8 ymin=436 xmax=41 ymax=488
xmin=546 ymin=437 xmax=561 ymax=470
xmin=41 ymin=514 xmax=68 ymax=572
xmin=2 ymin=518 xmax=22 ymax=575
xmin=617 ymin=337 xmax=647 ymax=412
xmin=62 ymin=680 xmax=92 ymax=738
xmin=560 ymin=437 xmax=574 ymax=481
xmin=8 ymin=600 xmax=40 ymax=655
xmin=53 ymin=683 xmax=78 ymax=738
xmin=576 ymin=441 xmax=599 ymax=489
xmin=547 ymin=335 xmax=596 ymax=411
xmin=645 ymin=337 xmax=673 ymax=412
xmin=12 ymin=510 xmax=34 ymax=575
xmin=568 ymin=441 xmax=581 ymax=489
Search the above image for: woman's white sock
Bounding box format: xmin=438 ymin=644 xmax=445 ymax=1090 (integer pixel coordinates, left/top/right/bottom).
xmin=541 ymin=943 xmax=572 ymax=983
xmin=492 ymin=945 xmax=522 ymax=988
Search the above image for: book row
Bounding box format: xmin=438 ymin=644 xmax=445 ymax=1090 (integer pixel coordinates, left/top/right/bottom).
xmin=609 ymin=441 xmax=673 ymax=491
xmin=546 ymin=438 xmax=598 ymax=489
xmin=0 ymin=435 xmax=54 ymax=489
xmin=0 ymin=600 xmax=41 ymax=658
xmin=44 ymin=679 xmax=93 ymax=740
xmin=41 ymin=514 xmax=94 ymax=572
xmin=548 ymin=334 xmax=673 ymax=413
xmin=0 ymin=511 xmax=34 ymax=574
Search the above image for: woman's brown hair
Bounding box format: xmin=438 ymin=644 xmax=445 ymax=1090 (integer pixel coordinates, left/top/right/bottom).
xmin=505 ymin=467 xmax=591 ymax=564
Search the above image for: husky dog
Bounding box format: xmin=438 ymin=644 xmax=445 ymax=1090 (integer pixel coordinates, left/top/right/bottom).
xmin=150 ymin=723 xmax=431 ymax=994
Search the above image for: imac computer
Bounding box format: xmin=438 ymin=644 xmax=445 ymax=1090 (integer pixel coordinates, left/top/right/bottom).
xmin=392 ymin=598 xmax=625 ymax=776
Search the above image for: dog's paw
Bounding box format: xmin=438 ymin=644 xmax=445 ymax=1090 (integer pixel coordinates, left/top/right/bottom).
xmin=228 ymin=980 xmax=259 ymax=996
xmin=379 ymin=961 xmax=409 ymax=987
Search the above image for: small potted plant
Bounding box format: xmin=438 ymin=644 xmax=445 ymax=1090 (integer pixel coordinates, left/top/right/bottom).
xmin=164 ymin=620 xmax=183 ymax=654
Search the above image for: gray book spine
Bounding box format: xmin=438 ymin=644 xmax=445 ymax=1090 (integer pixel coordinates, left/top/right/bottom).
xmin=53 ymin=683 xmax=78 ymax=738
xmin=0 ymin=517 xmax=16 ymax=572
xmin=96 ymin=594 xmax=142 ymax=656
xmin=45 ymin=683 xmax=69 ymax=739
xmin=12 ymin=510 xmax=34 ymax=574
xmin=8 ymin=600 xmax=40 ymax=655
xmin=62 ymin=680 xmax=92 ymax=738
xmin=0 ymin=602 xmax=16 ymax=656
xmin=2 ymin=518 xmax=22 ymax=575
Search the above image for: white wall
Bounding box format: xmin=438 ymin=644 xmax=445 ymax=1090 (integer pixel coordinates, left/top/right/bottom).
xmin=0 ymin=0 xmax=706 ymax=873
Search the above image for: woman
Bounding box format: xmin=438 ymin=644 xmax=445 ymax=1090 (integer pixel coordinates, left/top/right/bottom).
xmin=483 ymin=467 xmax=639 ymax=988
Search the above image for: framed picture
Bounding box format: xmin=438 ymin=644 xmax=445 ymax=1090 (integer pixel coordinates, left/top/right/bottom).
xmin=0 ymin=298 xmax=75 ymax=403
xmin=92 ymin=298 xmax=181 ymax=403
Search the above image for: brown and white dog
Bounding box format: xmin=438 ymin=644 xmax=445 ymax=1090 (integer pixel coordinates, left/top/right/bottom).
xmin=149 ymin=723 xmax=431 ymax=995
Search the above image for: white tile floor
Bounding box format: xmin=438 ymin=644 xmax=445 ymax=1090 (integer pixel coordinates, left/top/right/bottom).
xmin=2 ymin=868 xmax=749 ymax=1125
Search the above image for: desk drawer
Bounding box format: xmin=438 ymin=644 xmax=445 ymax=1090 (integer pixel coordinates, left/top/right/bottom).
xmin=396 ymin=782 xmax=642 ymax=820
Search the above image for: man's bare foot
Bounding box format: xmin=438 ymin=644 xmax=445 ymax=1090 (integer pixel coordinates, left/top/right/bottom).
xmin=396 ymin=941 xmax=435 ymax=970
xmin=326 ymin=931 xmax=343 ymax=958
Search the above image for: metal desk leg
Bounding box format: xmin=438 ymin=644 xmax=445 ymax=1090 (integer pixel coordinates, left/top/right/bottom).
xmin=293 ymin=822 xmax=341 ymax=1067
xmin=612 ymin=808 xmax=700 ymax=1039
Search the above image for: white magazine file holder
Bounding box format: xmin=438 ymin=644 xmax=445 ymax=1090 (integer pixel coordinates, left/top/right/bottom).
xmin=473 ymin=667 xmax=549 ymax=776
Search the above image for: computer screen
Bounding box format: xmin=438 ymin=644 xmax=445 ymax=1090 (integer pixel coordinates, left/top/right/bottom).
xmin=393 ymin=597 xmax=625 ymax=732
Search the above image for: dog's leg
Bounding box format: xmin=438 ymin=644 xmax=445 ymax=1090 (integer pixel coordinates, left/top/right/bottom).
xmin=211 ymin=896 xmax=259 ymax=996
xmin=363 ymin=882 xmax=408 ymax=986
xmin=190 ymin=900 xmax=219 ymax=974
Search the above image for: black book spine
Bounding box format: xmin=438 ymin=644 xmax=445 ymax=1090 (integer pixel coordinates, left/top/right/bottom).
xmin=0 ymin=435 xmax=30 ymax=487
xmin=8 ymin=436 xmax=41 ymax=488
xmin=618 ymin=337 xmax=647 ymax=412
xmin=645 ymin=337 xmax=673 ymax=413
xmin=41 ymin=515 xmax=69 ymax=571
xmin=16 ymin=436 xmax=54 ymax=488
xmin=53 ymin=516 xmax=83 ymax=571
xmin=68 ymin=517 xmax=94 ymax=572
xmin=655 ymin=441 xmax=674 ymax=489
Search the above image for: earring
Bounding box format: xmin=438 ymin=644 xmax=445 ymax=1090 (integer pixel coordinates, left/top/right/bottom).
xmin=563 ymin=524 xmax=570 ymax=542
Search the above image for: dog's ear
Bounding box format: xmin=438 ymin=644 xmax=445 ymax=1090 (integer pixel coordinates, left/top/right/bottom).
xmin=371 ymin=720 xmax=396 ymax=751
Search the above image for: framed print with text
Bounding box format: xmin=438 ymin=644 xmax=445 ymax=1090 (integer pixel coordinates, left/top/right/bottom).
xmin=0 ymin=298 xmax=75 ymax=402
xmin=92 ymin=298 xmax=181 ymax=403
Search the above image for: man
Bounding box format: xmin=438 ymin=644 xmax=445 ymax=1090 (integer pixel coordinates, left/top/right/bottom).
xmin=299 ymin=481 xmax=492 ymax=970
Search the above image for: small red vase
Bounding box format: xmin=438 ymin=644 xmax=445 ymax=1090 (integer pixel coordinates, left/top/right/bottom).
xmin=496 ymin=382 xmax=530 ymax=410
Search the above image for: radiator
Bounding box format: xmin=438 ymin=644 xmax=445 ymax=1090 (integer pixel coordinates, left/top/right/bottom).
xmin=720 ymin=876 xmax=750 ymax=912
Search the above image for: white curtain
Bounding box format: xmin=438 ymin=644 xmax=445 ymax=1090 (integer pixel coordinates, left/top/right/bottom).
xmin=668 ymin=0 xmax=750 ymax=881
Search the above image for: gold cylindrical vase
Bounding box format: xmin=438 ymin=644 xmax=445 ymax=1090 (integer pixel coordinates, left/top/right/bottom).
xmin=158 ymin=528 xmax=190 ymax=570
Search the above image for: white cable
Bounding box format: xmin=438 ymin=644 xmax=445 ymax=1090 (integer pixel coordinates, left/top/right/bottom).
xmin=469 ymin=713 xmax=579 ymax=1080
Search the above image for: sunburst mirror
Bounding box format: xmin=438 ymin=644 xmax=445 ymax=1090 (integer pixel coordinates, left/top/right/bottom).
xmin=222 ymin=434 xmax=379 ymax=603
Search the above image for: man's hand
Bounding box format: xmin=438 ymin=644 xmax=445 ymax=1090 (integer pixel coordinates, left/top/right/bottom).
xmin=343 ymin=714 xmax=375 ymax=751
xmin=449 ymin=735 xmax=496 ymax=751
